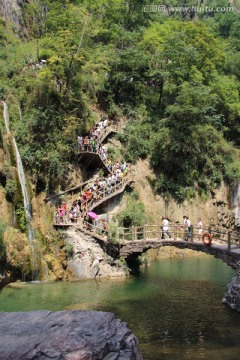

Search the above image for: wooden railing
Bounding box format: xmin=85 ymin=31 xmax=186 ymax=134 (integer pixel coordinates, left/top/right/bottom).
xmin=208 ymin=226 xmax=240 ymax=251
xmin=78 ymin=145 xmax=109 ymax=163
xmin=79 ymin=124 xmax=123 ymax=153
xmin=119 ymin=224 xmax=240 ymax=250
xmin=96 ymin=124 xmax=123 ymax=145
xmin=45 ymin=178 xmax=93 ymax=203
xmin=54 ymin=218 xmax=108 ymax=240
xmin=53 ymin=219 xmax=240 ymax=251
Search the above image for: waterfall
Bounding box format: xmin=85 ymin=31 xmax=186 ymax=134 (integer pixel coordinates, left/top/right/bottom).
xmin=2 ymin=100 xmax=10 ymax=133
xmin=18 ymin=104 xmax=23 ymax=122
xmin=2 ymin=101 xmax=34 ymax=240
xmin=232 ymin=183 xmax=240 ymax=227
xmin=12 ymin=137 xmax=34 ymax=240
xmin=2 ymin=101 xmax=39 ymax=272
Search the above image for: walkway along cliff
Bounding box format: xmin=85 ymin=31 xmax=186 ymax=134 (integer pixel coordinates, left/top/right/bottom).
xmin=51 ymin=117 xmax=134 ymax=279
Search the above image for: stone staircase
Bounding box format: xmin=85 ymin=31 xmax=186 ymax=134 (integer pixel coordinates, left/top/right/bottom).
xmin=96 ymin=123 xmax=123 ymax=145
xmin=53 ymin=117 xmax=135 ymax=240
xmin=78 ymin=123 xmax=124 ymax=172
xmin=84 ymin=172 xmax=135 ymax=212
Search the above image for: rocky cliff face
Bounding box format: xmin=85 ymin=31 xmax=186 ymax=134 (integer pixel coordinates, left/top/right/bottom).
xmin=101 ymin=157 xmax=234 ymax=229
xmin=132 ymin=159 xmax=234 ymax=229
xmin=0 ymin=0 xmax=22 ymax=28
xmin=0 ymin=310 xmax=143 ymax=359
xmin=65 ymin=228 xmax=128 ymax=279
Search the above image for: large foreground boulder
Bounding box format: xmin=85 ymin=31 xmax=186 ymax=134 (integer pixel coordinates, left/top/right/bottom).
xmin=0 ymin=310 xmax=143 ymax=360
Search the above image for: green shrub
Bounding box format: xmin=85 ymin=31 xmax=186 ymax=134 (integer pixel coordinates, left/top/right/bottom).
xmin=118 ymin=192 xmax=148 ymax=227
xmin=15 ymin=206 xmax=27 ymax=233
xmin=121 ymin=122 xmax=151 ymax=163
xmin=108 ymin=222 xmax=120 ymax=244
xmin=64 ymin=243 xmax=74 ymax=258
xmin=5 ymin=179 xmax=17 ymax=201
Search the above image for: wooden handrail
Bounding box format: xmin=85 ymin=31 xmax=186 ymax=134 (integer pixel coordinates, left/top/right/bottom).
xmin=53 ymin=219 xmax=240 ymax=249
xmin=79 ymin=124 xmax=123 ymax=153
xmin=54 ymin=218 xmax=108 ymax=239
xmin=45 ymin=178 xmax=93 ymax=202
xmin=96 ymin=124 xmax=123 ymax=145
xmin=46 ymin=125 xmax=124 ymax=202
xmin=78 ymin=148 xmax=111 ymax=172
xmin=118 ymin=224 xmax=240 ymax=248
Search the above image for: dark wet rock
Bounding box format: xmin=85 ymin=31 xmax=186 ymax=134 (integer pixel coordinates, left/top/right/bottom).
xmin=0 ymin=310 xmax=142 ymax=359
xmin=222 ymin=260 xmax=240 ymax=312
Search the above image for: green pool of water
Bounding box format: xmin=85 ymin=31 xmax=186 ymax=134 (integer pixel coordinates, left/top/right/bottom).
xmin=0 ymin=256 xmax=239 ymax=360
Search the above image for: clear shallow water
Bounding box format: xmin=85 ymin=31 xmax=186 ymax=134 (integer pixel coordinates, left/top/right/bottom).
xmin=0 ymin=256 xmax=240 ymax=360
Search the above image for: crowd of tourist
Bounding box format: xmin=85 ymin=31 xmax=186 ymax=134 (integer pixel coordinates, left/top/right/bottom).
xmin=161 ymin=216 xmax=204 ymax=240
xmin=55 ymin=110 xmax=130 ymax=232
xmin=54 ymin=159 xmax=130 ymax=226
xmin=26 ymin=60 xmax=47 ymax=70
xmin=77 ymin=115 xmax=109 ymax=155
xmin=55 ymin=202 xmax=107 ymax=234
xmin=53 ymin=104 xmax=208 ymax=245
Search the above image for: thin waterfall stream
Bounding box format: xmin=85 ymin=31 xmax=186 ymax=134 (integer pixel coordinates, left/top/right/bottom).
xmin=18 ymin=103 xmax=23 ymax=122
xmin=2 ymin=101 xmax=40 ymax=276
xmin=232 ymin=183 xmax=240 ymax=227
xmin=2 ymin=100 xmax=10 ymax=133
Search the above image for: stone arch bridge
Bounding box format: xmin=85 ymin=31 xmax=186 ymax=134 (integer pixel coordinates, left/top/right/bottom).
xmin=119 ymin=239 xmax=240 ymax=269
xmin=55 ymin=222 xmax=240 ymax=270
xmin=118 ymin=224 xmax=240 ymax=269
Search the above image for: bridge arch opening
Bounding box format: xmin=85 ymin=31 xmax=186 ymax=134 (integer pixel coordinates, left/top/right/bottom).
xmin=120 ymin=240 xmax=239 ymax=273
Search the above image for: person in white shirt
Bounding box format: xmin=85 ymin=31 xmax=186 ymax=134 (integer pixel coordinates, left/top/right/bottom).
xmin=197 ymin=218 xmax=203 ymax=240
xmin=111 ymin=174 xmax=116 ymax=185
xmin=183 ymin=215 xmax=191 ymax=241
xmin=161 ymin=216 xmax=171 ymax=239
xmin=98 ymin=121 xmax=104 ymax=129
xmin=121 ymin=161 xmax=126 ymax=171
xmin=107 ymin=174 xmax=112 ymax=186
xmin=103 ymin=118 xmax=108 ymax=128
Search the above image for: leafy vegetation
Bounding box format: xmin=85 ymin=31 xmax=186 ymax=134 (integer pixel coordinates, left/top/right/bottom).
xmin=118 ymin=192 xmax=149 ymax=227
xmin=0 ymin=0 xmax=239 ymax=202
xmin=63 ymin=243 xmax=74 ymax=258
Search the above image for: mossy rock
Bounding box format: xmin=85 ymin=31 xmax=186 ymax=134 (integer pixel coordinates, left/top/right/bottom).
xmin=3 ymin=227 xmax=31 ymax=273
xmin=44 ymin=253 xmax=55 ymax=271
xmin=44 ymin=254 xmax=64 ymax=280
